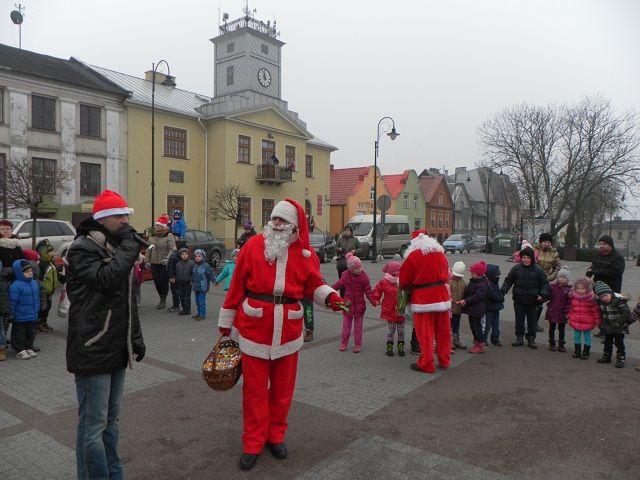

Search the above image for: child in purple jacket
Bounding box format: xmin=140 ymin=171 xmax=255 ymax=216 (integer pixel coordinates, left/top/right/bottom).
xmin=332 ymin=253 xmax=375 ymax=353
xmin=545 ymin=268 xmax=571 ymax=352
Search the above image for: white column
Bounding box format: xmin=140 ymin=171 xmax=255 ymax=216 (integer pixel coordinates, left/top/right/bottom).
xmin=59 ymin=99 xmax=77 ymax=205
xmin=8 ymin=88 xmax=28 ymax=165
xmin=106 ymin=106 xmax=122 ymax=192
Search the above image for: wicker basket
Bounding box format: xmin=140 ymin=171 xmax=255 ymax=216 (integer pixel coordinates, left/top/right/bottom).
xmin=202 ymin=333 xmax=242 ymax=391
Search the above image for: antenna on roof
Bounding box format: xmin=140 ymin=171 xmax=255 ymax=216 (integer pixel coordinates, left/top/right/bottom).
xmin=10 ymin=3 xmax=26 ymax=50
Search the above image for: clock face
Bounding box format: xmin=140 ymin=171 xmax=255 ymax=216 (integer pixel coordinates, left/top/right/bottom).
xmin=257 ymin=68 xmax=272 ymax=87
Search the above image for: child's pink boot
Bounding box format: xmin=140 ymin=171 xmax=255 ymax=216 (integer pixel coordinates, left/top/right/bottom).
xmin=353 ymin=345 xmax=362 ymax=353
xmin=339 ymin=343 xmax=347 ymax=351
xmin=469 ymin=341 xmax=485 ymax=354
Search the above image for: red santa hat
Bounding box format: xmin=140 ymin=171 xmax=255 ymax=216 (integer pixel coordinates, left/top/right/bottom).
xmin=155 ymin=216 xmax=169 ymax=227
xmin=271 ymin=198 xmax=312 ymax=258
xmin=405 ymin=231 xmax=444 ymax=257
xmin=93 ymin=190 xmax=134 ymax=220
xmin=411 ymin=229 xmax=427 ymax=239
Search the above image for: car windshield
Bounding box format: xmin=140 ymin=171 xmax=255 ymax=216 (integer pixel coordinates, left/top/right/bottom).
xmin=309 ymin=233 xmax=325 ymax=243
xmin=446 ymin=235 xmax=464 ymax=241
xmin=347 ymin=222 xmax=373 ymax=236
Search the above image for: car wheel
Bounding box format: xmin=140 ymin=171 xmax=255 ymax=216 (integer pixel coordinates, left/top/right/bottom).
xmin=210 ymin=250 xmax=221 ymax=268
xmin=399 ymin=245 xmax=407 ymax=257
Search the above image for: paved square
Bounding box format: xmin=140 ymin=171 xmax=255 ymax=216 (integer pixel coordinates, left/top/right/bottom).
xmin=0 ymin=409 xmax=21 ymax=430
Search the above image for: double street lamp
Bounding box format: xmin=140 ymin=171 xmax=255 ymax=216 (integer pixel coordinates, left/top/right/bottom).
xmin=371 ymin=116 xmax=399 ymax=263
xmin=150 ymin=60 xmax=174 ymax=228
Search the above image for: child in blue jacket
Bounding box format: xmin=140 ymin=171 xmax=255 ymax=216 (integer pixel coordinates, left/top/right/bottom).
xmin=192 ymin=249 xmax=215 ymax=320
xmin=215 ymin=249 xmax=238 ymax=291
xmin=9 ymin=259 xmax=40 ymax=359
xmin=171 ymin=210 xmax=186 ymax=239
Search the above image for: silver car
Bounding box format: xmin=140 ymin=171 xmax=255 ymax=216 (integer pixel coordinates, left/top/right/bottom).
xmin=10 ymin=218 xmax=76 ymax=256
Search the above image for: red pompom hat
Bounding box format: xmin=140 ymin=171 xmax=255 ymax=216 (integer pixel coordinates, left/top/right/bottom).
xmin=271 ymin=198 xmax=312 ymax=258
xmin=92 ymin=190 xmax=134 ymax=220
xmin=469 ymin=261 xmax=488 ymax=276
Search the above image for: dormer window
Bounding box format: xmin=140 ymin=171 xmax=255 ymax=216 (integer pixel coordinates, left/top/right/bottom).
xmin=227 ymin=42 xmax=235 ymax=53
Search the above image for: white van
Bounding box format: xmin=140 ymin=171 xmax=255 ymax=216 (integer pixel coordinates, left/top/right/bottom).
xmin=346 ymin=214 xmax=411 ymax=258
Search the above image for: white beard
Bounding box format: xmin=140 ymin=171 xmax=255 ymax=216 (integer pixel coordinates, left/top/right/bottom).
xmin=263 ymin=221 xmax=295 ymax=263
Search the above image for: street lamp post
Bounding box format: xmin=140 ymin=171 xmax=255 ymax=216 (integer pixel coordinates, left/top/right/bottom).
xmin=150 ymin=60 xmax=173 ymax=228
xmin=371 ymin=116 xmax=399 ymax=263
xmin=484 ymin=168 xmax=493 ymax=253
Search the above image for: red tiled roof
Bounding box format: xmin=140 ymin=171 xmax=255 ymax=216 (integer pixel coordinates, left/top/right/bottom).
xmin=381 ymin=171 xmax=410 ymax=199
xmin=330 ymin=166 xmax=371 ymax=205
xmin=419 ymin=175 xmax=443 ymax=203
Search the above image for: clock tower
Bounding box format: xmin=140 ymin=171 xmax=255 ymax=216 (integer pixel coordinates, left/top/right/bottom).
xmin=211 ymin=8 xmax=284 ymax=99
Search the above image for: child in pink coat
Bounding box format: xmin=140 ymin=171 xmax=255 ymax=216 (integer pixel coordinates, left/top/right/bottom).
xmin=332 ymin=253 xmax=375 ymax=353
xmin=568 ymin=277 xmax=601 ymax=360
xmin=371 ymin=261 xmax=405 ymax=357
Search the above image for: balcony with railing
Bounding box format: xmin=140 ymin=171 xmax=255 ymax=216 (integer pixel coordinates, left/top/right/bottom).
xmin=256 ymin=165 xmax=293 ymax=185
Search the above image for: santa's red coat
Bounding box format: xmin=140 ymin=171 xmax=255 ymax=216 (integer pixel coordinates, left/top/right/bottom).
xmin=399 ymin=243 xmax=451 ymax=313
xmin=218 ymin=234 xmax=335 ymax=359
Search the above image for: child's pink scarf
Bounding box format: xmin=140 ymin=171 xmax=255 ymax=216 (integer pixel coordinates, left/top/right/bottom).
xmin=384 ymin=273 xmax=399 ymax=284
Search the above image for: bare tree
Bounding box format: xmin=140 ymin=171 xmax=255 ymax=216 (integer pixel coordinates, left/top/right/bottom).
xmin=5 ymin=157 xmax=70 ymax=249
xmin=207 ymin=184 xmax=248 ymax=247
xmin=479 ymin=96 xmax=640 ymax=239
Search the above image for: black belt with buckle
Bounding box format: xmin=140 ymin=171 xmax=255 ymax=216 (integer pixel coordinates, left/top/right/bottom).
xmin=247 ymin=291 xmax=299 ymax=304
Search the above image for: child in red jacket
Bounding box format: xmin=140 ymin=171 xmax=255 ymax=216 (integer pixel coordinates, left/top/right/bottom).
xmin=372 ymin=261 xmax=405 ymax=357
xmin=568 ymin=277 xmax=601 ymax=360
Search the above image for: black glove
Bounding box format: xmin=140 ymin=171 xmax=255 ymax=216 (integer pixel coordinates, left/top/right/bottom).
xmin=133 ymin=343 xmax=146 ymax=362
xmin=114 ymin=225 xmax=138 ymax=244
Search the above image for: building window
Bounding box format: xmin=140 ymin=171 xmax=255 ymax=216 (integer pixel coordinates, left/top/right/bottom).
xmin=227 ymin=65 xmax=234 ymax=86
xmin=0 ymin=89 xmax=3 ymax=123
xmin=370 ymin=186 xmax=375 ymax=201
xmin=431 ymin=210 xmax=435 ymax=228
xmin=238 ymin=197 xmax=251 ymax=225
xmin=80 ymin=104 xmax=101 ymax=137
xmin=80 ymin=162 xmax=101 ymax=197
xmin=617 ymin=231 xmax=623 ymax=240
xmin=413 ymin=195 xmax=418 ymax=209
xmin=262 ymin=139 xmax=275 ymax=164
xmin=445 ymin=213 xmax=450 ymax=228
xmin=32 ymin=158 xmax=56 ymax=195
xmin=630 ymin=230 xmax=636 ymax=240
xmin=403 ymin=194 xmax=409 ymax=209
xmin=262 ymin=199 xmax=275 ymax=227
xmin=169 ymin=170 xmax=184 ymax=183
xmin=438 ymin=193 xmax=443 ymax=206
xmin=305 ymin=154 xmax=313 ymax=178
xmin=438 ymin=212 xmax=443 ymax=228
xmin=261 ymin=43 xmax=269 ymax=55
xmin=238 ymin=135 xmax=251 ymax=164
xmin=285 ymin=145 xmax=296 ymax=170
xmin=32 ymin=95 xmax=55 ymax=131
xmin=317 ymin=195 xmax=323 ymax=216
xmin=227 ymin=42 xmax=235 ymax=53
xmin=414 ymin=218 xmax=421 ymax=230
xmin=164 ymin=127 xmax=186 ymax=159
xmin=167 ymin=195 xmax=184 ymax=217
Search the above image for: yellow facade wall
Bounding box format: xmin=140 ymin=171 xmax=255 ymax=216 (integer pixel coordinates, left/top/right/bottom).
xmin=345 ymin=166 xmax=388 ymax=220
xmin=126 ymin=107 xmax=207 ymax=233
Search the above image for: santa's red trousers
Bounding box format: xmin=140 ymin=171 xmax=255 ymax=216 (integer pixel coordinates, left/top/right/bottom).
xmin=413 ymin=311 xmax=451 ymax=373
xmin=241 ymin=352 xmax=299 ymax=454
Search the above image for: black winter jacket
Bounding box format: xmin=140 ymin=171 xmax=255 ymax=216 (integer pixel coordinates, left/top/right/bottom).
xmin=65 ymin=218 xmax=144 ymax=375
xmin=166 ymin=249 xmax=180 ymax=278
xmin=587 ymin=249 xmax=625 ymax=293
xmin=462 ymin=277 xmax=489 ymax=318
xmin=501 ymin=263 xmax=549 ymax=305
xmin=0 ymin=266 xmax=11 ymax=319
xmin=598 ymin=295 xmax=631 ymax=335
xmin=485 ymin=265 xmax=504 ymax=312
xmin=174 ymin=259 xmax=195 ymax=283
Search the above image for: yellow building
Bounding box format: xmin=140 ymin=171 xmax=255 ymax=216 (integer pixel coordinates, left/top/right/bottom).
xmin=89 ymin=13 xmax=336 ymax=247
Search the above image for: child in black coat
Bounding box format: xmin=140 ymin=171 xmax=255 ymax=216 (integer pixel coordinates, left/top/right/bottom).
xmin=484 ymin=264 xmax=505 ymax=346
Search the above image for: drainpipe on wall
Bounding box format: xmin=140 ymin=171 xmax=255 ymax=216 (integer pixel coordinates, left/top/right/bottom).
xmin=197 ymin=118 xmax=208 ymax=231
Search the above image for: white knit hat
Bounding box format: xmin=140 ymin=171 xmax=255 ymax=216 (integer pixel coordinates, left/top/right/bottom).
xmin=271 ymin=200 xmax=299 ymax=227
xmin=451 ymin=261 xmax=466 ymax=277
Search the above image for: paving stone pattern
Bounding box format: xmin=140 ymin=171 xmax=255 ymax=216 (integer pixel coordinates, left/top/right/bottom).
xmin=0 ymin=430 xmax=76 ymax=480
xmin=0 ymin=409 xmax=21 ymax=430
xmin=296 ymin=435 xmax=511 ymax=480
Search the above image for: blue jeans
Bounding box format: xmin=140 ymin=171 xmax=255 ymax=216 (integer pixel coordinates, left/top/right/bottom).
xmin=484 ymin=311 xmax=500 ymax=342
xmin=195 ymin=291 xmax=207 ymax=318
xmin=0 ymin=316 xmax=6 ymax=347
xmin=573 ymin=329 xmax=591 ymax=347
xmin=75 ymin=369 xmax=126 ymax=480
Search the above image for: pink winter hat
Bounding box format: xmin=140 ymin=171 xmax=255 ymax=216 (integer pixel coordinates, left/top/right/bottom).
xmin=346 ymin=252 xmax=362 ymax=270
xmin=382 ymin=261 xmax=401 ymax=277
xmin=469 ymin=261 xmax=487 ymax=276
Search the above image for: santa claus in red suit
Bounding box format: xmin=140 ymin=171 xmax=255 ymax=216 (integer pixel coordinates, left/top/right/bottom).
xmin=399 ymin=230 xmax=451 ymax=373
xmin=217 ymin=198 xmax=346 ymax=471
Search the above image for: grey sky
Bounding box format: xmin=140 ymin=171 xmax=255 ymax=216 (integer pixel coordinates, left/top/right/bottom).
xmin=2 ymin=0 xmax=639 ymax=178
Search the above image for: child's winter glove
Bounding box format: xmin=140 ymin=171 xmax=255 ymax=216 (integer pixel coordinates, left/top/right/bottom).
xmin=327 ymin=293 xmax=350 ymax=312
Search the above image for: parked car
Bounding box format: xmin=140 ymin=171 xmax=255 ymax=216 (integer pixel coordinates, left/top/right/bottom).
xmin=346 ymin=214 xmax=412 ymax=258
xmin=473 ymin=235 xmax=487 ymax=251
xmin=10 ymin=218 xmax=76 ymax=260
xmin=182 ymin=229 xmax=226 ymax=268
xmin=443 ymin=234 xmax=475 ymax=254
xmin=309 ymin=231 xmax=336 ymax=263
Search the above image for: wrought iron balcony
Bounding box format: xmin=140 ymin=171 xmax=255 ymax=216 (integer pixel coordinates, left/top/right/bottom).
xmin=256 ymin=165 xmax=293 ymax=185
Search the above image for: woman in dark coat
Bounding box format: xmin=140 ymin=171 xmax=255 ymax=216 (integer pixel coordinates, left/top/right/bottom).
xmin=0 ymin=220 xmax=25 ymax=276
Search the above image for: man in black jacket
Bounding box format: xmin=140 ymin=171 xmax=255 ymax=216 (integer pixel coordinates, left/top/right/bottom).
xmin=66 ymin=190 xmax=145 ymax=480
xmin=587 ymin=235 xmax=625 ymax=293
